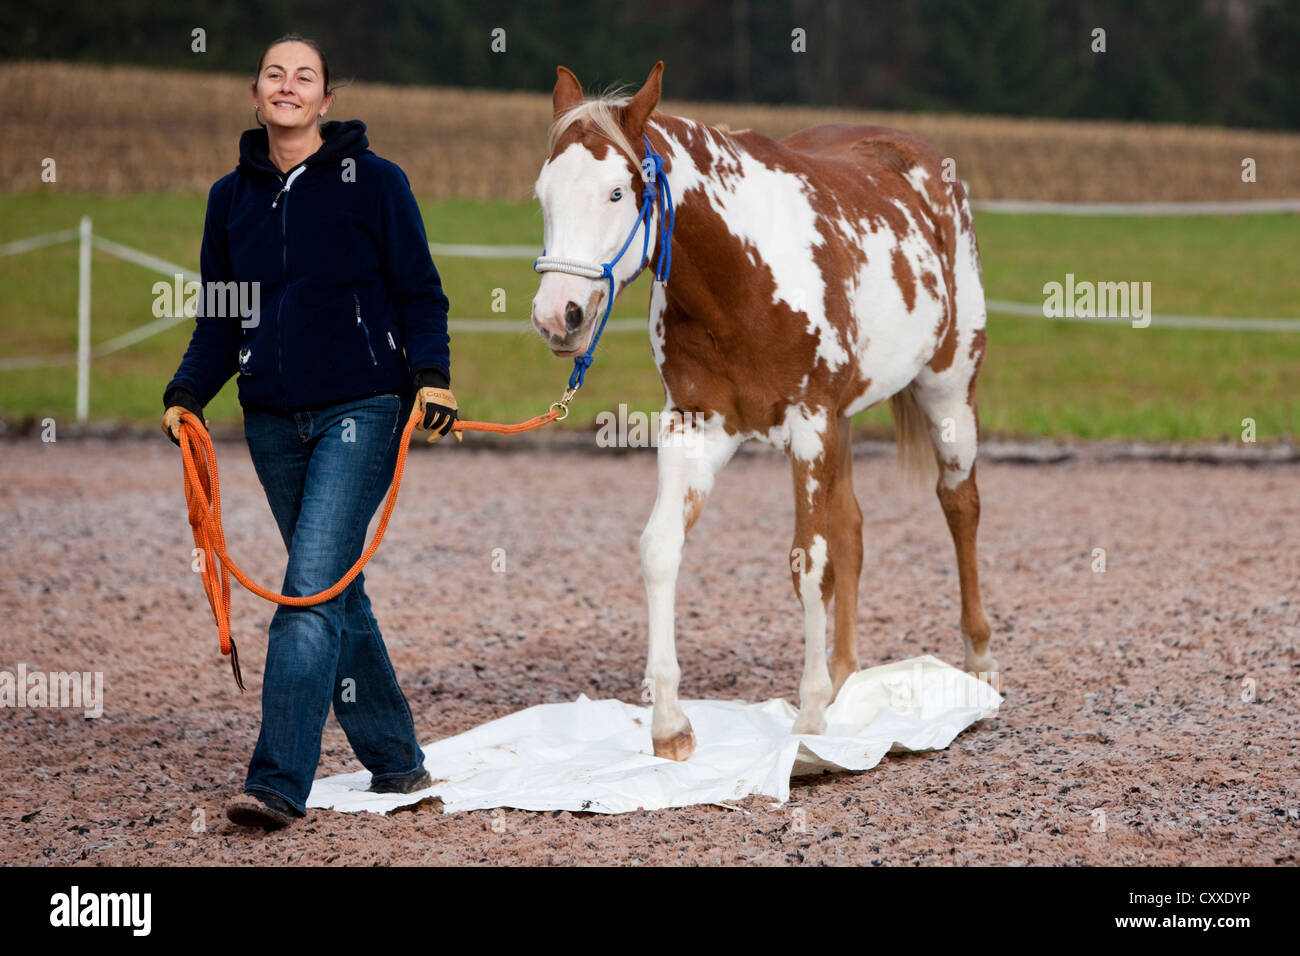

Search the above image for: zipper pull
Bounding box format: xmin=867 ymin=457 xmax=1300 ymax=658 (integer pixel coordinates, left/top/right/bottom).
xmin=270 ymin=165 xmax=308 ymax=209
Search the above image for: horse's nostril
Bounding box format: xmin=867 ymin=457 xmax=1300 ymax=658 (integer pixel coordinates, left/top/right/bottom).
xmin=564 ymin=301 xmax=583 ymax=332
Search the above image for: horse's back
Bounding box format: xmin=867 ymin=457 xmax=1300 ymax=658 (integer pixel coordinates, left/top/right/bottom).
xmin=780 ymin=123 xmax=946 ymax=179
xmin=780 ymin=123 xmax=986 ymax=410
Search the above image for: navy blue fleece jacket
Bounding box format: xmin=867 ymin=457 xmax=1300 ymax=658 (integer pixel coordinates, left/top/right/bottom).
xmin=164 ymin=119 xmax=449 ymax=417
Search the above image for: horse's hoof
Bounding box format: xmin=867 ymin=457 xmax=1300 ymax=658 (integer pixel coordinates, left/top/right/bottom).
xmin=967 ymin=665 xmax=1004 ymax=696
xmin=653 ymin=727 xmax=696 ymax=761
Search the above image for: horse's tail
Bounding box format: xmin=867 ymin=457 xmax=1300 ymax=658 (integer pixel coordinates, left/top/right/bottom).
xmin=888 ymin=385 xmax=935 ymax=487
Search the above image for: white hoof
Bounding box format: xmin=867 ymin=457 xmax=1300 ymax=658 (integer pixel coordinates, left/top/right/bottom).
xmin=963 ymin=633 xmax=999 ymax=681
xmin=964 ymin=651 xmax=1002 ymax=693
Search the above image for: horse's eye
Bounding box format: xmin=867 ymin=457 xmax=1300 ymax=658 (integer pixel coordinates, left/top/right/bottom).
xmin=610 ymin=188 xmax=623 ymax=202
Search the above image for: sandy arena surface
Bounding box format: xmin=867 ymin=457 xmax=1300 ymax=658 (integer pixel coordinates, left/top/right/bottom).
xmin=0 ymin=435 xmax=1296 ymax=866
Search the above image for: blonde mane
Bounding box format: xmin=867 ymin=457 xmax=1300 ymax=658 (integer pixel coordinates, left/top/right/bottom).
xmin=547 ymin=91 xmax=645 ymax=173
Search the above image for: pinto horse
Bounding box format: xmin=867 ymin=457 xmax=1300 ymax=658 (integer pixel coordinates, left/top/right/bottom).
xmin=530 ymin=62 xmax=998 ymax=762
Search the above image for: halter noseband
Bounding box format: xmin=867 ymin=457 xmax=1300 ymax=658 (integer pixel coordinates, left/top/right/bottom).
xmin=534 ymin=134 xmax=675 ymax=391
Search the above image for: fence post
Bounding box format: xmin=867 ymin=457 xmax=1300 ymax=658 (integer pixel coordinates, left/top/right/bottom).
xmin=76 ymin=215 xmax=92 ymax=424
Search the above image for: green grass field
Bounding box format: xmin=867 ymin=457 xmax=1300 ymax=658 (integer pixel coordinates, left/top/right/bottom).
xmin=1 ymin=192 xmax=1296 ymax=441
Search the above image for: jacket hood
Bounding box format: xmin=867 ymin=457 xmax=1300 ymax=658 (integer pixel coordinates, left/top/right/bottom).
xmin=238 ymin=119 xmax=369 ymax=179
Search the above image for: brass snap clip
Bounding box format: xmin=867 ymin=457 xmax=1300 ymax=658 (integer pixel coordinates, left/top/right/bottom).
xmin=550 ymin=385 xmax=578 ymax=421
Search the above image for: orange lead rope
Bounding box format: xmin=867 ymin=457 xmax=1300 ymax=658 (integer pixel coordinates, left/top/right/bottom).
xmin=178 ymin=395 xmax=568 ymax=690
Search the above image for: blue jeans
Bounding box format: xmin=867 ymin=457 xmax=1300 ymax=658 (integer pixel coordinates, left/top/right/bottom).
xmin=241 ymin=392 xmax=425 ymax=815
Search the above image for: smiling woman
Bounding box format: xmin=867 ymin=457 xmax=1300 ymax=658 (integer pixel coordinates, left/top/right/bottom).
xmin=158 ymin=33 xmax=460 ymax=832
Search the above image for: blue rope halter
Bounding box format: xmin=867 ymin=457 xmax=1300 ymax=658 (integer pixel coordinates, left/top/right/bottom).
xmin=534 ymin=134 xmax=675 ymax=391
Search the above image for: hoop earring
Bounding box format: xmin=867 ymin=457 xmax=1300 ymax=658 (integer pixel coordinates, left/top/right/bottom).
xmin=254 ymin=105 xmax=266 ymax=128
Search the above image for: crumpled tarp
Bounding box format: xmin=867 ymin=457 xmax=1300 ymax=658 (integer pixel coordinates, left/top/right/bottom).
xmin=307 ymin=654 xmax=1002 ymax=815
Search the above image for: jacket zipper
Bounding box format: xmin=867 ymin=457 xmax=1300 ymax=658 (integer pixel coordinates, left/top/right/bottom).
xmin=354 ymin=293 xmax=379 ymax=367
xmin=272 ymin=167 xmax=305 ymax=399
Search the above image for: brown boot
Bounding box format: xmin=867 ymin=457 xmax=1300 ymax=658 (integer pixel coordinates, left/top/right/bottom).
xmin=225 ymin=791 xmax=303 ymax=830
xmin=368 ymin=766 xmax=432 ymax=794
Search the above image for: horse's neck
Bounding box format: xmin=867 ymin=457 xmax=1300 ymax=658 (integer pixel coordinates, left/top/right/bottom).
xmin=649 ymin=115 xmax=767 ymax=321
xmin=651 ymin=113 xmax=756 ymax=215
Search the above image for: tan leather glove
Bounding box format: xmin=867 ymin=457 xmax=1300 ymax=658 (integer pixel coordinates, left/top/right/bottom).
xmin=161 ymin=405 xmax=207 ymax=445
xmin=415 ymin=386 xmax=461 ymax=444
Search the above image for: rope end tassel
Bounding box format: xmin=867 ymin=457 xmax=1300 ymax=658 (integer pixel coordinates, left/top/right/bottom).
xmin=228 ymin=636 xmax=244 ymax=692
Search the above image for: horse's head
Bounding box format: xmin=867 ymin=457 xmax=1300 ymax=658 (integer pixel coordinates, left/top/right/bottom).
xmin=530 ymin=61 xmax=664 ymax=357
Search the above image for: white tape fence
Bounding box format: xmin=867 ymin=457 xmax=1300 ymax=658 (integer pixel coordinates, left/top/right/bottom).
xmin=3 ymin=201 xmax=1298 ymax=420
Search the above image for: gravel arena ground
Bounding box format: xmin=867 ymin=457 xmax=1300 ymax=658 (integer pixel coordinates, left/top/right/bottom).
xmin=1 ymin=434 xmax=1297 ymax=866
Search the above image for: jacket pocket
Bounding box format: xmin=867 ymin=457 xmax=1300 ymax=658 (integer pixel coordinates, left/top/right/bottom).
xmin=353 ymin=293 xmax=379 ymax=367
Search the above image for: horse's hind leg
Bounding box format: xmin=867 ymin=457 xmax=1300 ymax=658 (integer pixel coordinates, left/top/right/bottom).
xmin=788 ymin=407 xmax=839 ymax=735
xmin=827 ymin=416 xmax=863 ymax=698
xmin=908 ymin=379 xmax=999 ymax=688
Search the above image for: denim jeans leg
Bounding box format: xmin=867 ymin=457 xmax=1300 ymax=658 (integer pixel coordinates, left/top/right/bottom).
xmin=333 ymin=573 xmax=426 ymax=781
xmin=243 ymin=408 xmax=312 ymax=550
xmin=241 ymin=394 xmax=414 ymax=813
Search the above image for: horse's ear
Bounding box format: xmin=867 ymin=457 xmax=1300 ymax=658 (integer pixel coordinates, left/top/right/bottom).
xmin=623 ymin=60 xmax=664 ymax=135
xmin=553 ymin=66 xmax=584 ymax=120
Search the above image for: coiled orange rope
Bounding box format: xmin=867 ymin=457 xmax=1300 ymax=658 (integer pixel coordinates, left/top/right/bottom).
xmin=178 ymin=399 xmax=565 ymax=690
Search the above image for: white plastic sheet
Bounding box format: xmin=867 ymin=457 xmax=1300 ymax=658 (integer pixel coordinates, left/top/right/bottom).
xmin=307 ymin=655 xmax=1001 ymax=815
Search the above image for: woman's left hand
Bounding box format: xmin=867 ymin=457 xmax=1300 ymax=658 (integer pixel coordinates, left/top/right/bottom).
xmin=415 ymin=386 xmax=461 ymax=444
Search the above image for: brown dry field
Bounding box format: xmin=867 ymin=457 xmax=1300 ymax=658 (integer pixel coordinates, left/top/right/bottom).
xmin=3 ymin=60 xmax=1299 ymax=200
xmin=0 ymin=436 xmax=1297 ymax=866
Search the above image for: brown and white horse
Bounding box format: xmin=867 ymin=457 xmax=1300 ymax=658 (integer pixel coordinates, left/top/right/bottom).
xmin=530 ymin=62 xmax=998 ymax=761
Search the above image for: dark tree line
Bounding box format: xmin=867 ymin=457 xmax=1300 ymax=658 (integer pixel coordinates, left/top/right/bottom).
xmin=3 ymin=0 xmax=1297 ymax=129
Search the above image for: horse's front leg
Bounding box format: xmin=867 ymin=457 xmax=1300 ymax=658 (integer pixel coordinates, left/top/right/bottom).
xmin=640 ymin=410 xmax=739 ymax=761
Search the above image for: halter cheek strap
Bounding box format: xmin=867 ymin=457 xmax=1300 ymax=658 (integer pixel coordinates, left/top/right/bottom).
xmin=534 ymin=134 xmax=675 ymax=390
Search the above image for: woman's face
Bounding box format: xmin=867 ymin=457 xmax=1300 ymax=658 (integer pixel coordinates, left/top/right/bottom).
xmin=253 ymin=41 xmax=331 ymax=130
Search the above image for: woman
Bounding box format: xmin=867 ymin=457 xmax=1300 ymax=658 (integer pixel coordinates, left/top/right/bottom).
xmin=162 ymin=34 xmax=456 ymax=830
